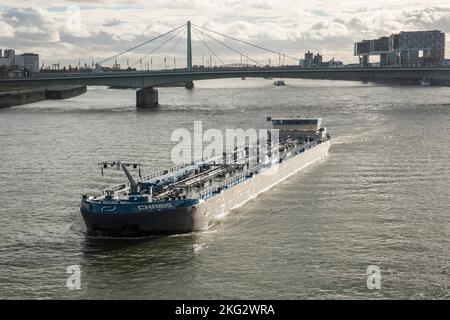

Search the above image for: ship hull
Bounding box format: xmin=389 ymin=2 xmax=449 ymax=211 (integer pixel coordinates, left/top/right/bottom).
xmin=80 ymin=140 xmax=330 ymax=236
xmin=81 ymin=205 xmax=205 ymax=236
xmin=80 ymin=199 xmax=206 ymax=236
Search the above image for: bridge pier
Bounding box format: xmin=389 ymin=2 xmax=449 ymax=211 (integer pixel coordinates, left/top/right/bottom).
xmin=185 ymin=81 xmax=194 ymax=89
xmin=136 ymin=87 xmax=158 ymax=108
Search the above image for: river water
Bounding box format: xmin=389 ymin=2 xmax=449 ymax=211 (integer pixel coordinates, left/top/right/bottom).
xmin=0 ymin=78 xmax=449 ymax=299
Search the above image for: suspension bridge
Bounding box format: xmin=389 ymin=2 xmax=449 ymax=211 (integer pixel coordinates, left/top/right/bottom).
xmin=1 ymin=21 xmax=450 ymax=107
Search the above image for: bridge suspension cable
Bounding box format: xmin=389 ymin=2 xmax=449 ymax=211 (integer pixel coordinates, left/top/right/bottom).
xmin=99 ymin=23 xmax=186 ymax=65
xmin=168 ymin=27 xmax=186 ymax=55
xmin=192 ymin=27 xmax=264 ymax=67
xmin=131 ymin=26 xmax=187 ymax=68
xmin=192 ymin=28 xmax=225 ymax=66
xmin=192 ymin=23 xmax=300 ymax=63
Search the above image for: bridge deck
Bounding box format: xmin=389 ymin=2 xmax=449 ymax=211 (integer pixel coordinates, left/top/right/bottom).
xmin=1 ymin=67 xmax=450 ymax=88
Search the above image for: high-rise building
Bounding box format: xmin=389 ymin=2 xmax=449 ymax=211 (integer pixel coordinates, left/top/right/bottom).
xmin=300 ymin=51 xmax=324 ymax=67
xmin=354 ymin=30 xmax=446 ymax=67
xmin=304 ymin=51 xmax=313 ymax=66
xmin=0 ymin=49 xmax=14 ymax=67
xmin=16 ymin=53 xmax=39 ymax=73
xmin=0 ymin=49 xmax=39 ymax=73
xmin=392 ymin=30 xmax=445 ymax=66
xmin=313 ymin=53 xmax=322 ymax=64
xmin=4 ymin=49 xmax=15 ymax=58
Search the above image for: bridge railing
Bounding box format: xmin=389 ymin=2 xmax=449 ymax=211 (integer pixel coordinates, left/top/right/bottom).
xmin=2 ymin=65 xmax=450 ymax=81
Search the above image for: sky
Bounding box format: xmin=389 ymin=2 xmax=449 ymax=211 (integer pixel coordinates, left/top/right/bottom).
xmin=0 ymin=0 xmax=449 ymax=68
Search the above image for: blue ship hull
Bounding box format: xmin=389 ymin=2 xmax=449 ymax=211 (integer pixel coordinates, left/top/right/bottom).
xmin=80 ymin=199 xmax=204 ymax=236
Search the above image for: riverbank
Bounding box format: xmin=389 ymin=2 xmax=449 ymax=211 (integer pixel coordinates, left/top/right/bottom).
xmin=44 ymin=85 xmax=87 ymax=99
xmin=0 ymin=85 xmax=87 ymax=108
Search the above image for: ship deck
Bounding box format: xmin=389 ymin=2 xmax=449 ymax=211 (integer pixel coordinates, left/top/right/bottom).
xmin=95 ymin=137 xmax=324 ymax=203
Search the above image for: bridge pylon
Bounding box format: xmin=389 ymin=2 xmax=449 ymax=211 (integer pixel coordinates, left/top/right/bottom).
xmin=187 ymin=21 xmax=192 ymax=72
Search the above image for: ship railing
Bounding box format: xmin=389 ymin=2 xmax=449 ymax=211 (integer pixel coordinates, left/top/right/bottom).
xmin=102 ymin=183 xmax=127 ymax=195
xmin=139 ymin=154 xmax=225 ymax=182
xmin=140 ymin=142 xmax=284 ymax=185
xmin=199 ymin=170 xmax=247 ymax=200
xmin=199 ymin=140 xmax=323 ymax=199
xmin=139 ymin=161 xmax=193 ymax=182
xmin=279 ymin=139 xmax=320 ymax=160
xmin=199 ymin=167 xmax=262 ymax=200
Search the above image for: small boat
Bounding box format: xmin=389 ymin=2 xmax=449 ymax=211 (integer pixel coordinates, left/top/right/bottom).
xmin=273 ymin=80 xmax=285 ymax=86
xmin=420 ymin=78 xmax=431 ymax=86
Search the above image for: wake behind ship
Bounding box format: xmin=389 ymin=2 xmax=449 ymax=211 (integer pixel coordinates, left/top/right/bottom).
xmin=80 ymin=117 xmax=331 ymax=237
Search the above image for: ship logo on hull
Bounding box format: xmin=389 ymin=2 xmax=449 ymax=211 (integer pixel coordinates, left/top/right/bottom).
xmin=100 ymin=205 xmax=117 ymax=212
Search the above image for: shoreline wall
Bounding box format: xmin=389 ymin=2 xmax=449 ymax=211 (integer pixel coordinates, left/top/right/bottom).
xmin=0 ymin=85 xmax=87 ymax=109
xmin=0 ymin=89 xmax=45 ymax=108
xmin=45 ymin=85 xmax=87 ymax=99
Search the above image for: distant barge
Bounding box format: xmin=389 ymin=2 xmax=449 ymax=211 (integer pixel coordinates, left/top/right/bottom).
xmin=80 ymin=117 xmax=331 ymax=237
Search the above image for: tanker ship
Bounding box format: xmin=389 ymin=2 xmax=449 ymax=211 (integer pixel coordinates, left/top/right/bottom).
xmin=80 ymin=117 xmax=331 ymax=237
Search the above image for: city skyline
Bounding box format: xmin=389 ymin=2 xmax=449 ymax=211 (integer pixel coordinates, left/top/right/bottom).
xmin=0 ymin=0 xmax=450 ymax=67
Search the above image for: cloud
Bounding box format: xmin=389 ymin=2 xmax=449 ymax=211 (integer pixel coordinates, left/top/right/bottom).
xmin=248 ymin=0 xmax=273 ymax=10
xmin=0 ymin=20 xmax=14 ymax=37
xmin=103 ymin=18 xmax=122 ymax=27
xmin=402 ymin=7 xmax=450 ymax=32
xmin=306 ymin=21 xmax=349 ymax=40
xmin=0 ymin=7 xmax=60 ymax=42
xmin=2 ymin=7 xmax=51 ymax=27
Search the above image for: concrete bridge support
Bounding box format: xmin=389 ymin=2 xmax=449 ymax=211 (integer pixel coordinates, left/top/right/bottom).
xmin=136 ymin=87 xmax=158 ymax=108
xmin=185 ymin=81 xmax=194 ymax=89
